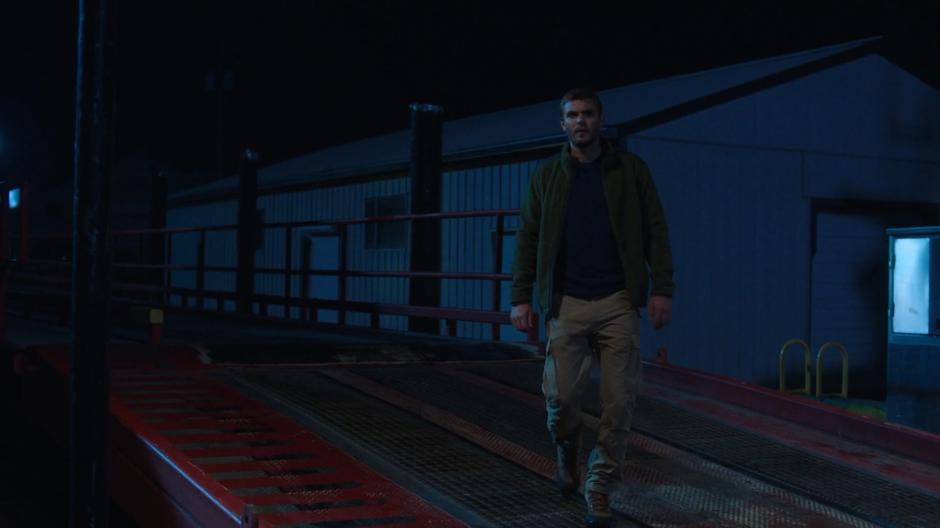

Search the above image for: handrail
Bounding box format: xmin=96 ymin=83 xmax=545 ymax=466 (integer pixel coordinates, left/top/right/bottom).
xmin=778 ymin=338 xmax=811 ymax=395
xmin=816 ymin=341 xmax=849 ymax=398
xmin=5 ymin=206 xmax=536 ymax=344
xmin=11 ymin=208 xmax=522 ymax=239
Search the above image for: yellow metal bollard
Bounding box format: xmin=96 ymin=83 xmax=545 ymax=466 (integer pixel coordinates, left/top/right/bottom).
xmin=815 ymin=341 xmax=849 ymax=399
xmin=778 ymin=338 xmax=811 ymax=395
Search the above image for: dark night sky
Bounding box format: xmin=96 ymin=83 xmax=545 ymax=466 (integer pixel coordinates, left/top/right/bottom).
xmin=0 ymin=1 xmax=937 ymax=215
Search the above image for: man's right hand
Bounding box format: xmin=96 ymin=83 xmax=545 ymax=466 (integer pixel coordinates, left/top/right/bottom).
xmin=510 ymin=303 xmax=536 ymax=331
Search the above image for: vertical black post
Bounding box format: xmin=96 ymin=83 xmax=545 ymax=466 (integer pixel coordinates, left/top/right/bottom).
xmin=0 ymin=184 xmax=8 ymax=341
xmin=491 ymin=214 xmax=505 ymax=340
xmin=301 ymin=236 xmax=312 ymax=321
xmin=17 ymin=182 xmax=29 ymax=265
xmin=196 ymin=231 xmax=206 ymax=308
xmin=151 ymin=172 xmax=168 ymax=304
xmin=237 ymin=148 xmax=258 ymax=314
xmin=164 ymin=231 xmax=173 ymax=307
xmin=283 ymin=226 xmax=292 ymax=318
xmin=408 ymin=103 xmax=443 ymax=334
xmin=150 ymin=171 xmax=167 ymax=294
xmin=70 ymin=0 xmax=115 ymax=526
xmin=337 ymin=224 xmax=347 ymax=326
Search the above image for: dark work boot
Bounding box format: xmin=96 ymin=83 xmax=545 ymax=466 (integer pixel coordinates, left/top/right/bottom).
xmin=554 ymin=437 xmax=581 ymax=498
xmin=584 ymin=488 xmax=612 ymax=527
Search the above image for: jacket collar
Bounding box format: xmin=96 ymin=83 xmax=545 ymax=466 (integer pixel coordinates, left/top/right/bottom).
xmin=560 ymin=138 xmax=620 ymax=175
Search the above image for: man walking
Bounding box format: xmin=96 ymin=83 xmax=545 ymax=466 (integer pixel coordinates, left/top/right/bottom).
xmin=510 ymin=88 xmax=674 ymax=527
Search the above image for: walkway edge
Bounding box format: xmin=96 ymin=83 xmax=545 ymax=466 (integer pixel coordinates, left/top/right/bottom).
xmin=217 ymin=369 xmax=490 ymax=528
xmin=644 ymin=360 xmax=940 ymax=466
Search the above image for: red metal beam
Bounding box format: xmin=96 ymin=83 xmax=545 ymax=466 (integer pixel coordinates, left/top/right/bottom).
xmin=24 ymin=344 xmax=466 ymax=528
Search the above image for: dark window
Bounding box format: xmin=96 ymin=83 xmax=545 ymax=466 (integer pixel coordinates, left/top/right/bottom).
xmin=365 ymin=195 xmax=407 ymax=250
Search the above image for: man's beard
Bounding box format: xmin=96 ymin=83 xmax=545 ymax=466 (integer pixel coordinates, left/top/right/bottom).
xmin=570 ymin=133 xmax=598 ymax=149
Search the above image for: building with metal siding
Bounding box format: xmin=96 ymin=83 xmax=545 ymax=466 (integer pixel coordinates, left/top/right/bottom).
xmin=626 ymin=51 xmax=940 ymax=396
xmin=166 ymin=38 xmax=940 ymax=395
xmin=440 ymin=160 xmax=540 ymax=339
xmin=167 ymin=200 xmax=239 ymax=310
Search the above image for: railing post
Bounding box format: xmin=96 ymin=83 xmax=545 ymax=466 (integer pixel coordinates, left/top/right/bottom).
xmin=164 ymin=231 xmax=173 ymax=307
xmin=491 ymin=214 xmax=505 ymax=340
xmin=337 ymin=223 xmax=347 ymax=326
xmin=301 ymin=236 xmax=312 ymax=321
xmin=0 ymin=183 xmax=8 ymax=341
xmin=283 ymin=226 xmax=292 ymax=318
xmin=151 ymin=171 xmax=168 ymax=300
xmin=196 ymin=230 xmax=206 ymax=309
xmin=236 ymin=148 xmax=259 ymax=315
xmin=17 ymin=181 xmax=29 ymax=265
xmin=149 ymin=309 xmax=163 ymax=345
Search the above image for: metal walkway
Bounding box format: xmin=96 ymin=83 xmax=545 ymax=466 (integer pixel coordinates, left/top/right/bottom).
xmin=216 ymin=360 xmax=940 ymax=528
xmin=9 ymin=318 xmax=940 ymax=527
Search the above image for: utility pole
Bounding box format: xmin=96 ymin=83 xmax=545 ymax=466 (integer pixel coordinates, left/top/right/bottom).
xmin=70 ymin=0 xmax=115 ymax=526
xmin=216 ymin=22 xmax=225 ymax=181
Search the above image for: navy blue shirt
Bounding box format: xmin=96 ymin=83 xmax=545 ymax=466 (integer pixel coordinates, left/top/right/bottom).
xmin=558 ymin=158 xmax=625 ymax=299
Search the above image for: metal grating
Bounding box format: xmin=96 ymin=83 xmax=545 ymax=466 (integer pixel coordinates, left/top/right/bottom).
xmin=344 ymin=365 xmax=881 ymax=528
xmin=637 ymin=397 xmax=940 ymax=528
xmin=462 ymin=362 xmax=940 ymax=527
xmin=222 ymin=367 xmax=604 ymax=528
xmin=111 ymin=369 xmax=463 ymax=528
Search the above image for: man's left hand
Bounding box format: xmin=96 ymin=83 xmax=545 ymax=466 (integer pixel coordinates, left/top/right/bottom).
xmin=648 ymin=295 xmax=672 ymax=330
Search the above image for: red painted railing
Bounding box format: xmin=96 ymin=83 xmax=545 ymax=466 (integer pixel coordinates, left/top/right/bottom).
xmin=3 ymin=207 xmax=540 ymax=345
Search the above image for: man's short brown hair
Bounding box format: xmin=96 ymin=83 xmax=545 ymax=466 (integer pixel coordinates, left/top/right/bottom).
xmin=560 ymin=88 xmax=603 ymax=116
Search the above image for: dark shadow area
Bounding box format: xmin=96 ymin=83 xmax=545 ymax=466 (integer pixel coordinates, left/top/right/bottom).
xmin=0 ymin=346 xmax=139 ymax=528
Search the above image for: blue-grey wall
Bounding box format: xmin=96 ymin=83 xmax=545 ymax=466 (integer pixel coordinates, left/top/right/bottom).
xmin=165 ymin=54 xmax=940 ymax=394
xmin=626 ymin=139 xmax=809 ymax=386
xmin=887 ymin=341 xmax=940 ymax=433
xmin=255 ymin=177 xmax=411 ymax=329
xmin=630 ymin=54 xmax=940 ymax=390
xmin=441 ymin=160 xmax=541 ymax=341
xmin=166 ymin=177 xmax=413 ymax=330
xmin=166 ymin=200 xmax=238 ymax=311
xmin=166 ymin=160 xmax=544 ymax=342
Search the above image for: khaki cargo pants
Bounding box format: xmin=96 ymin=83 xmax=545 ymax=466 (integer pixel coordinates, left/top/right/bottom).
xmin=542 ymin=289 xmax=641 ymax=493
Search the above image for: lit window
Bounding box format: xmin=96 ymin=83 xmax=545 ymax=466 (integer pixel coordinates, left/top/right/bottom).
xmin=892 ymin=237 xmax=929 ymax=334
xmin=8 ymin=188 xmax=19 ymax=209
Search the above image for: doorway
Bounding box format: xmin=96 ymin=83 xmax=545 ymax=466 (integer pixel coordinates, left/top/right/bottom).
xmin=810 ymin=200 xmax=936 ymax=399
xmin=298 ymin=226 xmax=341 ymax=324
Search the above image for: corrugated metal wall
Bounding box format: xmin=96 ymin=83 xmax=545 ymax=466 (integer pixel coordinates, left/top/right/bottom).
xmin=168 ymin=162 xmax=547 ymax=340
xmin=440 ymin=160 xmax=541 ymax=341
xmin=166 ymin=200 xmax=239 ymax=311
xmin=167 ymin=177 xmax=412 ymax=329
xmin=258 ymin=177 xmax=412 ymax=328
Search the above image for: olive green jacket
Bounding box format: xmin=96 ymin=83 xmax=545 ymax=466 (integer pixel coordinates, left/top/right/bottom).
xmin=510 ymin=141 xmax=675 ymax=314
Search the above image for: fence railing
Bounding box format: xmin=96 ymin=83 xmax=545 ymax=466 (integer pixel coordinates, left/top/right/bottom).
xmin=3 ymin=208 xmax=539 ymax=344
